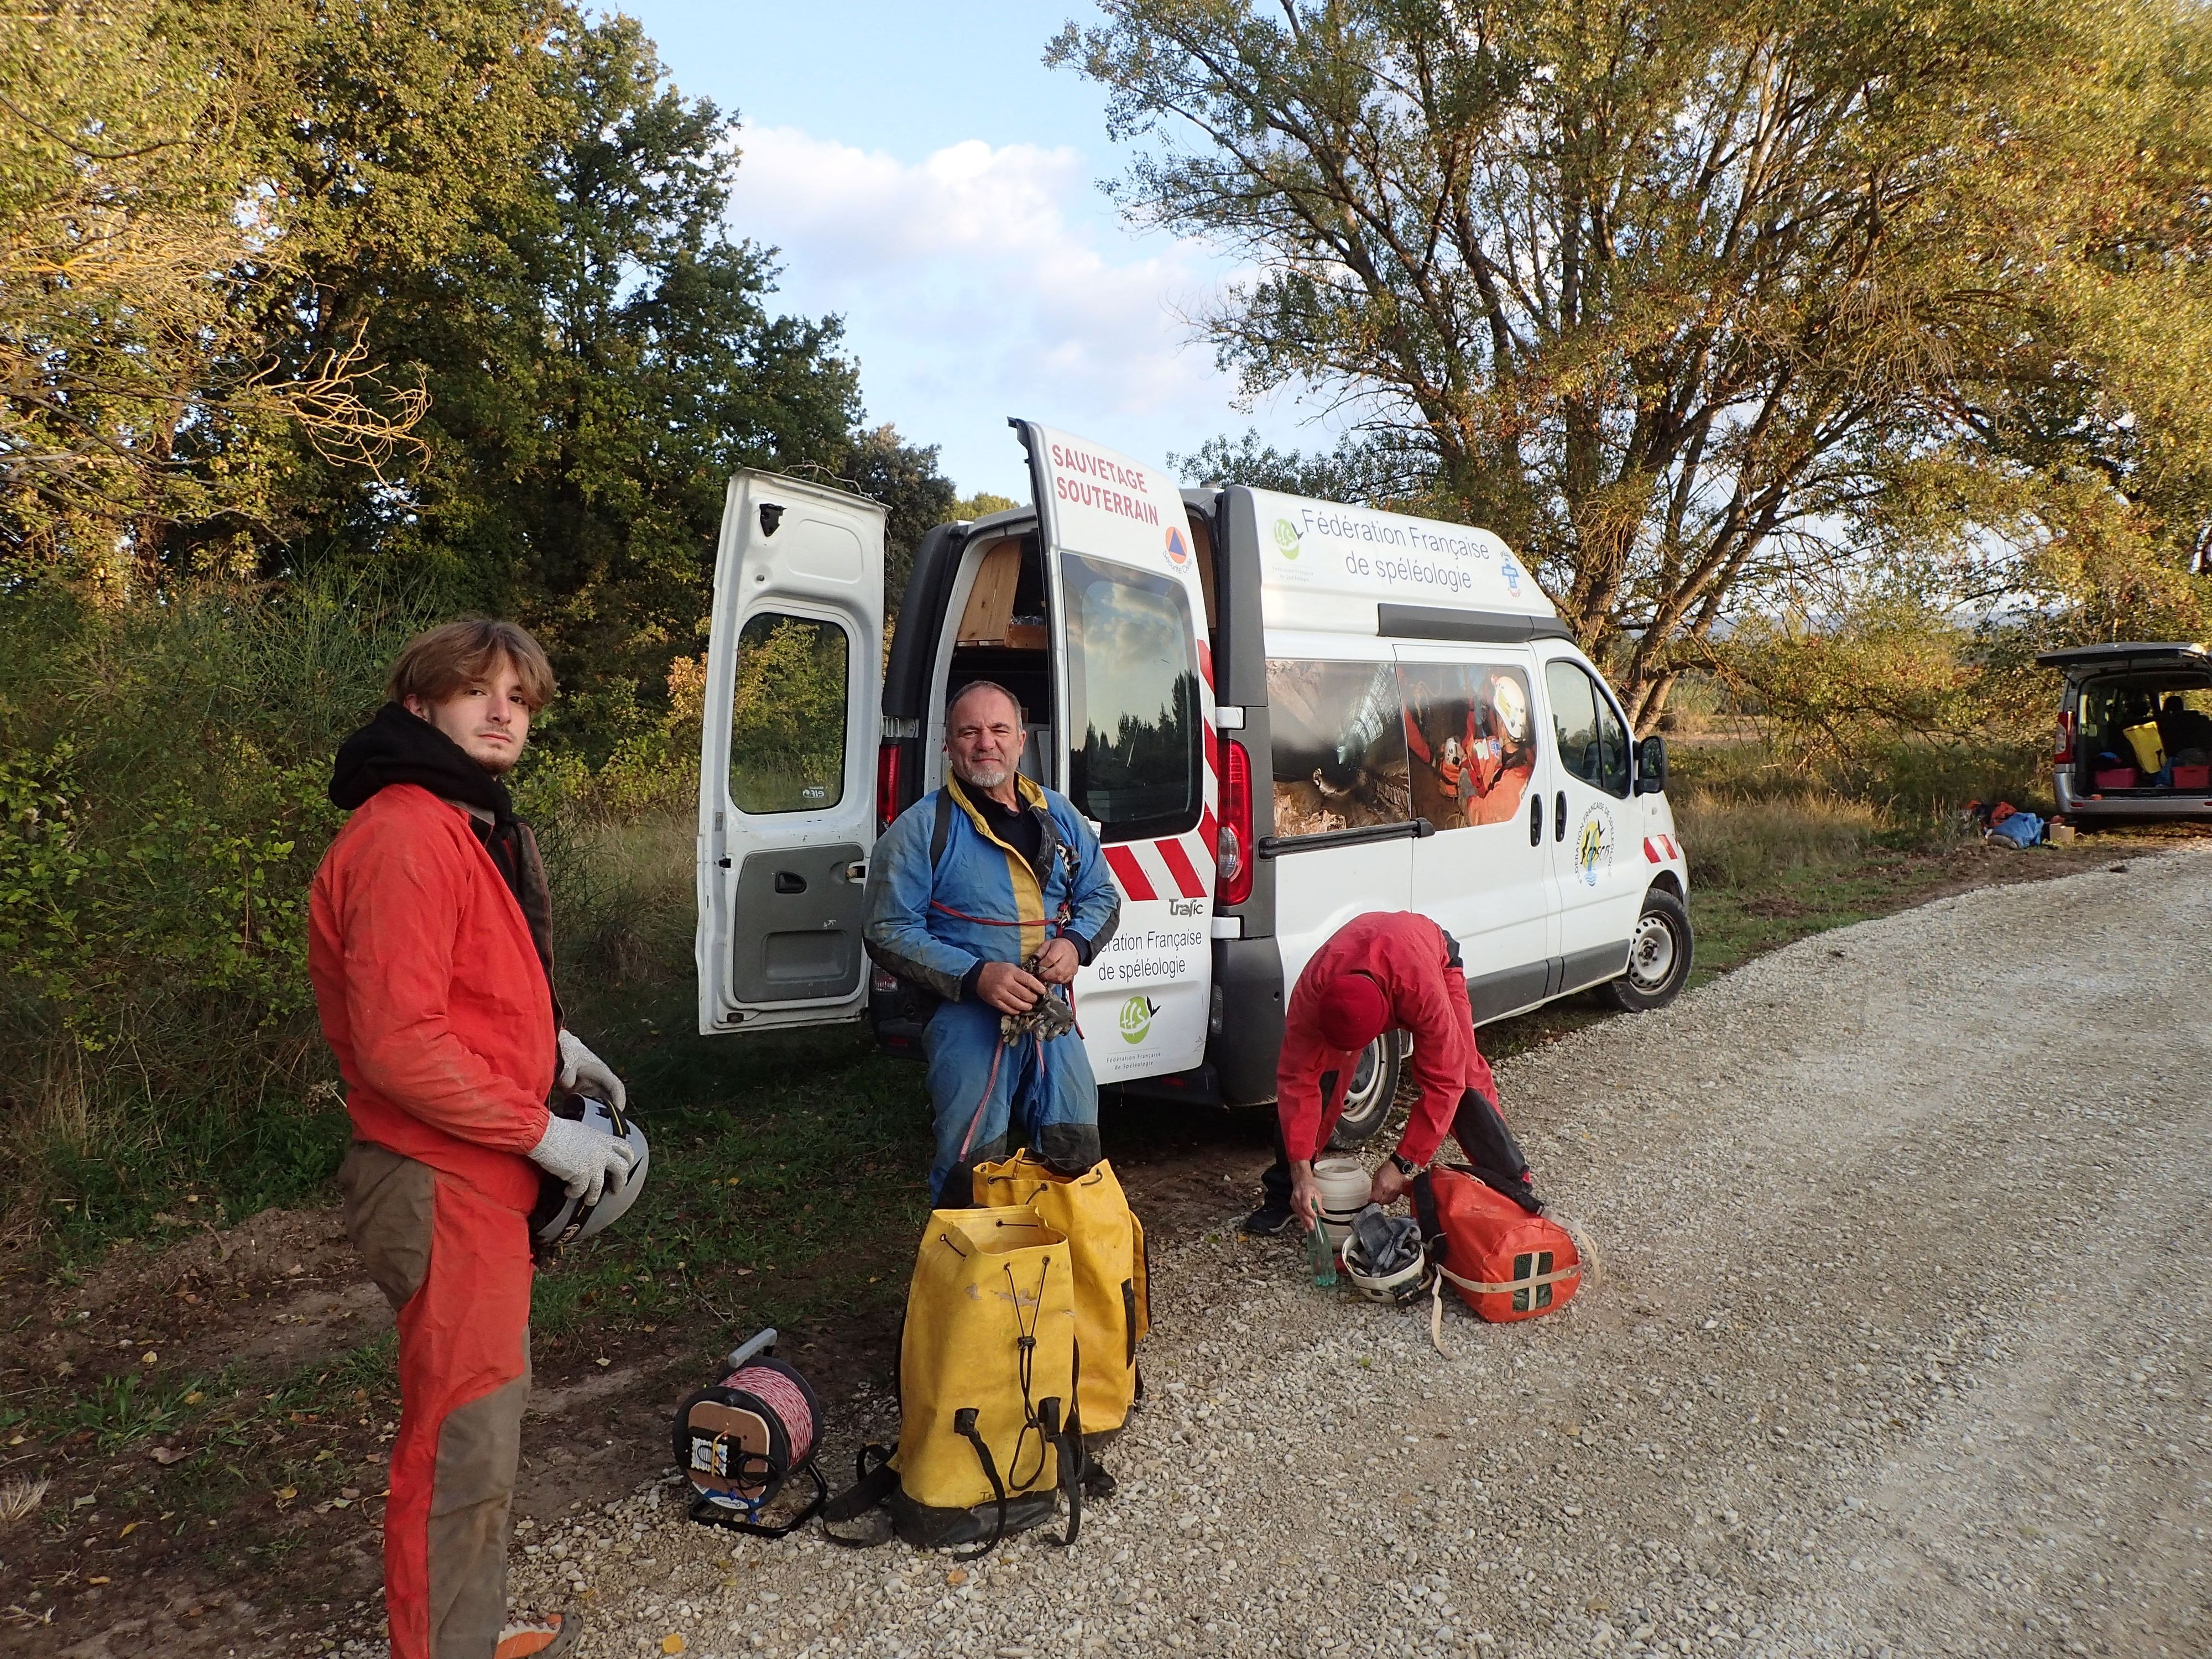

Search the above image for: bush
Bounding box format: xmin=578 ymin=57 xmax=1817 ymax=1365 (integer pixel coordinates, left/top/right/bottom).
xmin=0 ymin=580 xmax=440 ymax=1237
xmin=1667 ymin=733 xmax=2045 ymax=892
xmin=0 ymin=578 xmax=738 ymax=1246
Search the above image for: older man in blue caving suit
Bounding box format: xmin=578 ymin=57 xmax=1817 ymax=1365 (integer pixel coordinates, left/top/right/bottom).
xmin=864 ymin=679 xmax=1121 ymax=1206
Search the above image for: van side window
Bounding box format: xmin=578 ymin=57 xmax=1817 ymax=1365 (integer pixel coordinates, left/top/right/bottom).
xmin=729 ymin=612 xmax=849 ymax=813
xmin=1266 ymin=660 xmax=1408 ymax=837
xmin=1064 ymin=552 xmax=1203 ymax=841
xmin=1398 ymin=661 xmax=1541 ymax=830
xmin=1544 ymin=661 xmax=1630 ymax=798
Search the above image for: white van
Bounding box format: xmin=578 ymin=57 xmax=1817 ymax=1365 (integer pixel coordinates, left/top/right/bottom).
xmin=694 ymin=421 xmax=1691 ymax=1143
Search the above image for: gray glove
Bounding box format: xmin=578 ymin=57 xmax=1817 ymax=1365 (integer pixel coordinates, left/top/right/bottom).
xmin=529 ymin=1113 xmax=637 ymax=1206
xmin=557 ymin=1030 xmax=627 ymax=1111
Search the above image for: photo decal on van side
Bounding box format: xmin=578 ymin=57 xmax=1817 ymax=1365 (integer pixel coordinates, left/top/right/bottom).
xmin=1400 ymin=662 xmax=1538 ymax=831
xmin=1266 ymin=660 xmax=1410 ymax=837
xmin=1264 ymin=658 xmax=1540 ymax=837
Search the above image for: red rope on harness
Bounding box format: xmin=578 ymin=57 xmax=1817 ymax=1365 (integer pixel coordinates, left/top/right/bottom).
xmin=930 ymin=899 xmax=1065 ymax=932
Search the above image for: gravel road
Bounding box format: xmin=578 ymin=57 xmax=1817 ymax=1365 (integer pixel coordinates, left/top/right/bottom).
xmin=410 ymin=846 xmax=2211 ymax=1659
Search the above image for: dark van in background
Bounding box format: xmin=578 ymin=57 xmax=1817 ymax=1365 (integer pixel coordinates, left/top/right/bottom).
xmin=2041 ymin=641 xmax=2212 ymax=822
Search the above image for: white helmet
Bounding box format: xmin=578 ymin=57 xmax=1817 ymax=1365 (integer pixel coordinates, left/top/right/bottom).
xmin=530 ymin=1094 xmax=650 ymax=1250
xmin=1338 ymin=1205 xmax=1430 ymax=1305
xmin=1490 ymin=674 xmax=1530 ymax=742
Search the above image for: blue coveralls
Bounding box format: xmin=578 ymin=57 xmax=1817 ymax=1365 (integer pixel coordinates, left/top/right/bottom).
xmin=862 ymin=774 xmax=1122 ymax=1204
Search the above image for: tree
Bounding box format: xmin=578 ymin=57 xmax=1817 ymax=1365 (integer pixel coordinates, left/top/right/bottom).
xmin=1053 ymin=0 xmax=2212 ymax=728
xmin=1170 ymin=429 xmax=1408 ymax=501
xmin=952 ymin=491 xmax=1019 ymax=521
xmin=0 ymin=0 xmax=426 ymax=587
xmin=840 ymin=423 xmax=957 ymax=623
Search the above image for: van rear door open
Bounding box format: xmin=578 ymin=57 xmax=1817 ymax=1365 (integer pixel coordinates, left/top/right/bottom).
xmin=1016 ymin=421 xmax=1217 ymax=1079
xmin=695 ymin=472 xmax=886 ymax=1034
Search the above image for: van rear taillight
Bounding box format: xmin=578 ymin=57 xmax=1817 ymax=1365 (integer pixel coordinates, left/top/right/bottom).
xmin=876 ymin=741 xmax=902 ymax=832
xmin=2053 ymin=708 xmax=2073 ymax=763
xmin=1218 ymin=738 xmax=1254 ymax=906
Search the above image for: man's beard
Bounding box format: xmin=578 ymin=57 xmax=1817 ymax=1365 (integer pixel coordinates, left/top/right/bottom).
xmin=952 ymin=755 xmax=1011 ymax=790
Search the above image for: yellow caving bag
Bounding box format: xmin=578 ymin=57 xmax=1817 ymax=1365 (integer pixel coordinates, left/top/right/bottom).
xmin=2123 ymin=720 xmax=2167 ymax=775
xmin=822 ymin=1206 xmax=1086 ymax=1557
xmin=972 ymin=1151 xmax=1149 ymax=1449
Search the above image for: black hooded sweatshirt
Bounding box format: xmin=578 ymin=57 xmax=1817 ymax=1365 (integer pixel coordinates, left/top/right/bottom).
xmin=329 ymin=702 xmax=561 ymax=1022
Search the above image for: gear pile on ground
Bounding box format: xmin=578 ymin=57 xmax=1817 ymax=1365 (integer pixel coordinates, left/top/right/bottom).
xmin=321 ymin=848 xmax=2211 ymax=1659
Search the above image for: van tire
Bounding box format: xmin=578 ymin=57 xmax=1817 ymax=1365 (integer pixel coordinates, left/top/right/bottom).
xmin=1327 ymin=1033 xmax=1403 ymax=1149
xmin=1601 ymin=888 xmax=1694 ymax=1013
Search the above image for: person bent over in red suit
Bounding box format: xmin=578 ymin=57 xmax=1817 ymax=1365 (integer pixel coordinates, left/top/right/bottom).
xmin=1247 ymin=910 xmax=1531 ymax=1235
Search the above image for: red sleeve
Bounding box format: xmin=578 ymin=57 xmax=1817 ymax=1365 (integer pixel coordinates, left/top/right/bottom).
xmin=1402 ymin=706 xmax=1431 ymax=764
xmin=335 ymin=826 xmax=550 ymax=1153
xmin=1390 ymin=956 xmax=1472 ymax=1168
xmin=1275 ymin=1022 xmax=1337 ymax=1164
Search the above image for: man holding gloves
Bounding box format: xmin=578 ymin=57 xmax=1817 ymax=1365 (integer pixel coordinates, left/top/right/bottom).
xmin=310 ymin=619 xmax=632 ymax=1659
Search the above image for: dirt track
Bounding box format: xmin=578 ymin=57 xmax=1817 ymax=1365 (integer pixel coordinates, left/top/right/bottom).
xmin=441 ymin=841 xmax=2210 ymax=1659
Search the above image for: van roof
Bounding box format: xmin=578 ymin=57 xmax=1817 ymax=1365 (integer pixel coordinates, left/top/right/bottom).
xmin=2034 ymin=641 xmax=2210 ymax=671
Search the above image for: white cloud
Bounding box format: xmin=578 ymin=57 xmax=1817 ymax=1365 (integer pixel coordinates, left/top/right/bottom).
xmin=727 ymin=124 xmax=1321 ymax=493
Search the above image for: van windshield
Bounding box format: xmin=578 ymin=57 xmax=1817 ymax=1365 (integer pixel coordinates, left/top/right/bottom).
xmin=1063 ymin=552 xmax=1203 ymax=841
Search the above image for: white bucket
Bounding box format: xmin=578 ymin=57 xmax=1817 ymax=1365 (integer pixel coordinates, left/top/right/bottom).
xmin=1312 ymin=1156 xmax=1371 ymax=1249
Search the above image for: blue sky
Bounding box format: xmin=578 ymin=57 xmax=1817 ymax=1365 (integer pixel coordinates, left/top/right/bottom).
xmin=606 ymin=1 xmax=1331 ymax=499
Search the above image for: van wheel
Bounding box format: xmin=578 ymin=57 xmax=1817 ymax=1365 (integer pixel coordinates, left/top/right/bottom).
xmin=1602 ymin=889 xmax=1694 ymax=1013
xmin=1327 ymin=1033 xmax=1403 ymax=1149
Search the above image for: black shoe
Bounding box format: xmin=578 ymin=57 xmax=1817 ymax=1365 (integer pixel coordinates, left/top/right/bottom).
xmin=1241 ymin=1203 xmax=1295 ymax=1237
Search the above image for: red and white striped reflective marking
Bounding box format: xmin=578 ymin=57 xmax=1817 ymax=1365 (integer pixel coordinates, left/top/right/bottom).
xmin=1642 ymin=834 xmax=1683 ymax=863
xmin=1102 ymin=634 xmax=1219 ymax=903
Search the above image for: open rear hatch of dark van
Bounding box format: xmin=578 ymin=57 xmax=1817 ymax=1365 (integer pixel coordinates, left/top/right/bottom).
xmin=2041 ymin=643 xmax=2212 ymax=807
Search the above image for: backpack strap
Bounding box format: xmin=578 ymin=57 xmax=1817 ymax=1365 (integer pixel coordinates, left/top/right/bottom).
xmin=1411 ymin=1169 xmax=1444 ymax=1255
xmin=819 ymin=1443 xmax=899 ymax=1547
xmin=950 ymin=1408 xmax=1010 ymax=1562
xmin=1040 ymin=1349 xmax=1084 ymax=1548
xmin=930 ymin=786 xmax=957 ymax=867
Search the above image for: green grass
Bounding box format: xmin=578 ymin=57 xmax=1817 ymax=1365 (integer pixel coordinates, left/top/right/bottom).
xmin=520 ymin=1022 xmax=933 ymax=1350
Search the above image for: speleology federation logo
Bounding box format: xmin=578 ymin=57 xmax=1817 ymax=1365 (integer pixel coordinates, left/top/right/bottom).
xmin=1271 ymin=518 xmax=1301 ymax=559
xmin=1118 ymin=995 xmax=1157 ymax=1045
xmin=1576 ymin=804 xmax=1614 ymax=887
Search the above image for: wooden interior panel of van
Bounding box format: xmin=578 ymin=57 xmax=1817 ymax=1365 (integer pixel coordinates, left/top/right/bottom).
xmin=957 ymin=539 xmax=1021 ymax=645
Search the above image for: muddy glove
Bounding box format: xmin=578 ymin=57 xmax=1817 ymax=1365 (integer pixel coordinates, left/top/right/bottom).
xmin=557 ymin=1030 xmax=626 ymax=1111
xmin=529 ymin=1113 xmax=637 ymax=1206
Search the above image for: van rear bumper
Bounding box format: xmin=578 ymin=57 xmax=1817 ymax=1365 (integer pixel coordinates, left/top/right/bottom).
xmin=2057 ymin=770 xmax=2212 ymax=818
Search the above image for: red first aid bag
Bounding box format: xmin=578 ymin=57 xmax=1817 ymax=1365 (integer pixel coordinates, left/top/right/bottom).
xmin=1416 ymin=1165 xmax=1582 ymax=1323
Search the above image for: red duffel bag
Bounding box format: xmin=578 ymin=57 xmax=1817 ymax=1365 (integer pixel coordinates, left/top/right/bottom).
xmin=1415 ymin=1165 xmax=1582 ymax=1324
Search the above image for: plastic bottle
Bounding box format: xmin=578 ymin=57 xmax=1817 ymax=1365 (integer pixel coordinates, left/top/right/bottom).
xmin=1306 ymin=1220 xmax=1339 ymax=1288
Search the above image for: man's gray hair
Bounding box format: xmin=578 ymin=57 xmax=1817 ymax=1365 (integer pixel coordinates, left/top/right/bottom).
xmin=945 ymin=679 xmax=1027 ymax=728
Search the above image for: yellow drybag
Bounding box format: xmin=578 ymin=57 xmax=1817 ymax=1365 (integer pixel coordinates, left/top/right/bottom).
xmin=823 ymin=1205 xmax=1084 ymax=1556
xmin=2123 ymin=720 xmax=2167 ymax=774
xmin=973 ymin=1151 xmax=1149 ymax=1443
